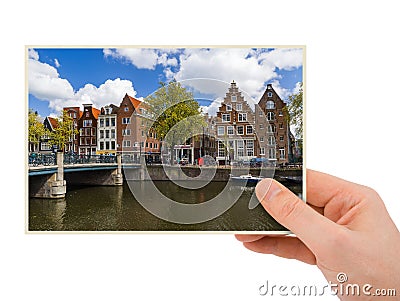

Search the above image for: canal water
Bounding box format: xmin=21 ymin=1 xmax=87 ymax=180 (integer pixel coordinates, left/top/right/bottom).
xmin=29 ymin=181 xmax=302 ymax=231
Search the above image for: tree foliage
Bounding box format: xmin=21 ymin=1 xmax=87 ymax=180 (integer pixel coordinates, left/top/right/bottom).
xmin=49 ymin=109 xmax=78 ymax=151
xmin=287 ymin=83 xmax=303 ymax=137
xmin=145 ymin=80 xmax=206 ymax=160
xmin=28 ymin=109 xmax=47 ymax=147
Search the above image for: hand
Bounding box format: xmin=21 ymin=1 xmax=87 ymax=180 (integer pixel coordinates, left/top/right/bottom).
xmin=235 ymin=170 xmax=400 ymax=300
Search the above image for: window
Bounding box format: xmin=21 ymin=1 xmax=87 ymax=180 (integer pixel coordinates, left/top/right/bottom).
xmin=122 ymin=117 xmax=130 ymax=124
xmin=266 ymin=100 xmax=275 ymax=109
xmin=124 ymin=107 xmax=129 ymax=112
xmin=267 ymin=92 xmax=273 ymax=97
xmin=237 ymin=140 xmax=244 ymax=156
xmin=141 ymin=130 xmax=144 ymax=137
xmin=154 ymin=143 xmax=158 ymax=149
xmin=85 ymin=128 xmax=91 ymax=136
xmin=236 ymin=103 xmax=242 ymax=111
xmin=86 ymin=112 xmax=89 ymax=117
xmin=238 ymin=113 xmax=247 ymax=122
xmin=122 ymin=129 xmax=131 ymax=136
xmin=222 ymin=113 xmax=231 ymax=122
xmin=111 ymin=141 xmax=115 ymax=150
xmin=279 ymin=110 xmax=283 ymax=117
xmin=231 ymin=95 xmax=237 ymax=102
xmin=227 ymin=126 xmax=234 ymax=135
xmin=259 ymin=124 xmax=264 ymax=129
xmin=91 ymin=138 xmax=96 ymax=145
xmin=111 ymin=129 xmax=115 ymax=138
xmin=279 ymin=148 xmax=285 ymax=159
xmin=85 ymin=137 xmax=91 ymax=145
xmin=260 ymin=147 xmax=265 ymax=155
xmin=246 ymin=140 xmax=254 ymax=156
xmin=123 ymin=140 xmax=131 ymax=147
xmin=105 ymin=118 xmax=110 ymax=127
xmin=154 ymin=132 xmax=157 ymax=139
xmin=267 ymin=112 xmax=275 ymax=121
xmin=218 ymin=141 xmax=226 ymax=157
xmin=267 ymin=124 xmax=276 ymax=133
xmin=269 ymin=148 xmax=276 ymax=159
xmin=83 ymin=120 xmax=92 ymax=127
xmin=279 ymin=123 xmax=284 ymax=129
xmin=111 ymin=118 xmax=115 ymax=126
xmin=40 ymin=142 xmax=51 ymax=150
xmin=100 ymin=119 xmax=104 ymax=127
xmin=100 ymin=130 xmax=104 ymax=139
xmin=246 ymin=125 xmax=253 ymax=135
xmin=226 ymin=104 xmax=232 ymax=111
xmin=236 ymin=125 xmax=244 ymax=135
xmin=91 ymin=128 xmax=96 ymax=136
xmin=105 ymin=130 xmax=110 ymax=138
xmin=146 ymin=142 xmax=149 ymax=148
xmin=260 ymin=137 xmax=264 ymax=142
xmin=100 ymin=142 xmax=104 ymax=150
xmin=268 ymin=136 xmax=275 ymax=146
xmin=140 ymin=141 xmax=144 ymax=147
xmin=280 ymin=136 xmax=284 ymax=142
xmin=150 ymin=143 xmax=153 ymax=148
xmin=217 ymin=126 xmax=225 ymax=136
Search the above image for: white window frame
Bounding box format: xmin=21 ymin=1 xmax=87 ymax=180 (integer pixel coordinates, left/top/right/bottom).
xmin=227 ymin=126 xmax=234 ymax=135
xmin=122 ymin=129 xmax=131 ymax=136
xmin=236 ymin=103 xmax=242 ymax=111
xmin=217 ymin=126 xmax=225 ymax=136
xmin=222 ymin=113 xmax=231 ymax=122
xmin=238 ymin=113 xmax=247 ymax=122
xmin=122 ymin=117 xmax=131 ymax=124
xmin=279 ymin=148 xmax=285 ymax=159
xmin=236 ymin=125 xmax=244 ymax=135
xmin=267 ymin=92 xmax=273 ymax=97
xmin=226 ymin=104 xmax=232 ymax=111
xmin=266 ymin=100 xmax=275 ymax=109
xmin=268 ymin=136 xmax=275 ymax=146
xmin=267 ymin=112 xmax=275 ymax=121
xmin=260 ymin=147 xmax=265 ymax=155
xmin=246 ymin=125 xmax=253 ymax=135
xmin=231 ymin=95 xmax=237 ymax=102
xmin=123 ymin=140 xmax=131 ymax=148
xmin=269 ymin=148 xmax=276 ymax=159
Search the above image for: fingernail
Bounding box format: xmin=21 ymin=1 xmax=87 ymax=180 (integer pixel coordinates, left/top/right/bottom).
xmin=256 ymin=179 xmax=282 ymax=203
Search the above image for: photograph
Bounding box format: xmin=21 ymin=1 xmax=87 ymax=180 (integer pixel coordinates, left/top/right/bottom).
xmin=27 ymin=46 xmax=304 ymax=232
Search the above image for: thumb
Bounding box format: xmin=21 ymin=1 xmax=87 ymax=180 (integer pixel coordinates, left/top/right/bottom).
xmin=256 ymin=178 xmax=339 ymax=253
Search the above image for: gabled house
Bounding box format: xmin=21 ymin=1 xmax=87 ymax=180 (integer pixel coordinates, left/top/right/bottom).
xmin=215 ymin=81 xmax=256 ymax=165
xmin=77 ymin=104 xmax=100 ymax=155
xmin=97 ymin=104 xmax=118 ymax=155
xmin=39 ymin=116 xmax=58 ymax=153
xmin=256 ymin=83 xmax=293 ymax=165
xmin=117 ymin=93 xmax=161 ymax=162
xmin=63 ymin=106 xmax=82 ymax=154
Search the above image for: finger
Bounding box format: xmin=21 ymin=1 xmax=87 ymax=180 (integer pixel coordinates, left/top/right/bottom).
xmin=306 ymin=169 xmax=363 ymax=207
xmin=243 ymin=236 xmax=316 ymax=265
xmin=235 ymin=234 xmax=266 ymax=242
xmin=256 ymin=178 xmax=342 ymax=254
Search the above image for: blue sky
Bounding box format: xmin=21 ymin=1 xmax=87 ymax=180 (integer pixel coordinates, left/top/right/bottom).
xmin=28 ymin=47 xmax=303 ymax=117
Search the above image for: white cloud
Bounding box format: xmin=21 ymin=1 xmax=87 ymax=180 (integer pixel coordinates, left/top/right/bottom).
xmin=103 ymin=48 xmax=178 ymax=70
xmin=200 ymin=97 xmax=223 ymax=116
xmin=29 ymin=53 xmax=138 ymax=114
xmin=28 ymin=57 xmax=75 ymax=101
xmin=54 ymin=58 xmax=60 ymax=68
xmin=28 ymin=48 xmax=39 ymax=60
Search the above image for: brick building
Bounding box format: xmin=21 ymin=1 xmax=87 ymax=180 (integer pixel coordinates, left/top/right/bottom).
xmin=215 ymin=81 xmax=256 ymax=165
xmin=63 ymin=106 xmax=82 ymax=154
xmin=77 ymin=104 xmax=100 ymax=155
xmin=255 ymin=83 xmax=293 ymax=165
xmin=116 ymin=93 xmax=161 ymax=162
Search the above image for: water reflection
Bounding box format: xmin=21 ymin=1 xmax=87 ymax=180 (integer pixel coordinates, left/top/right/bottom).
xmin=29 ymin=181 xmax=302 ymax=231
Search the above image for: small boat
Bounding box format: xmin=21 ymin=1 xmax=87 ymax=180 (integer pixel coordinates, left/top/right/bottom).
xmin=275 ymin=175 xmax=302 ymax=184
xmin=230 ymin=174 xmax=263 ymax=185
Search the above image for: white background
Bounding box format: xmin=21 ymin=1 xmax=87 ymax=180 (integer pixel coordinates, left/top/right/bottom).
xmin=1 ymin=1 xmax=400 ymax=300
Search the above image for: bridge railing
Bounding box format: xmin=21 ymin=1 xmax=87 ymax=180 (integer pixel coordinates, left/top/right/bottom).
xmin=28 ymin=153 xmax=56 ymax=167
xmin=63 ymin=154 xmax=117 ymax=165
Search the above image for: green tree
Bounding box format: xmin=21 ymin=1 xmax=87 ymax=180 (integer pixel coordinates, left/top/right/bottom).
xmin=145 ymin=80 xmax=206 ymax=163
xmin=287 ymin=83 xmax=303 ymax=137
xmin=49 ymin=109 xmax=78 ymax=151
xmin=28 ymin=109 xmax=48 ymax=152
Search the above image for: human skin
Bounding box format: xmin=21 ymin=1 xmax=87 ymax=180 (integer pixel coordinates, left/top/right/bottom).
xmin=235 ymin=170 xmax=400 ymax=300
